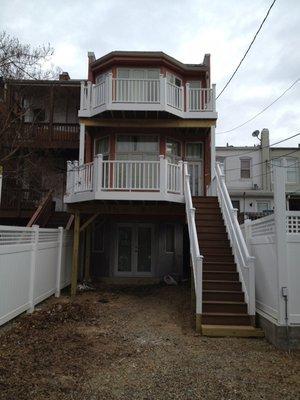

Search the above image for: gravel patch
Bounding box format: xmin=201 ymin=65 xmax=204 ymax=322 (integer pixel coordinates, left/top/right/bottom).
xmin=0 ymin=284 xmax=299 ymax=400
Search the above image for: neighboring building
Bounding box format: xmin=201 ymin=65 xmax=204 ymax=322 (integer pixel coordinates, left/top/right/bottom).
xmin=0 ymin=74 xmax=80 ymax=226
xmin=216 ymin=129 xmax=300 ymax=222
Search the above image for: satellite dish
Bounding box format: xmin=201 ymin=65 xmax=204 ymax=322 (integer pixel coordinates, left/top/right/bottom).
xmin=252 ymin=130 xmax=260 ymax=138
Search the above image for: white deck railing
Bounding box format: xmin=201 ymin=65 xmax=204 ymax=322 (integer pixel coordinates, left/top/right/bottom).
xmin=66 ymin=155 xmax=185 ymax=200
xmin=211 ymin=163 xmax=256 ymax=315
xmin=188 ymin=87 xmax=214 ymax=112
xmin=79 ymin=75 xmax=216 ymax=117
xmin=183 ymin=162 xmax=203 ymax=316
xmin=102 ymin=159 xmax=160 ymax=191
xmin=112 ymin=78 xmax=160 ymax=103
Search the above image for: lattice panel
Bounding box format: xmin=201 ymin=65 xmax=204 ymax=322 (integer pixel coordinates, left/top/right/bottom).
xmin=286 ymin=215 xmax=300 ymax=234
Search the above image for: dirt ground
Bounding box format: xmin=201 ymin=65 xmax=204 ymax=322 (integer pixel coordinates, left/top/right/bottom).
xmin=0 ymin=284 xmax=299 ymax=400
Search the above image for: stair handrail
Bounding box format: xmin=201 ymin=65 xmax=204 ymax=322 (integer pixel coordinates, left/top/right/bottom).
xmin=183 ymin=162 xmax=203 ymax=317
xmin=213 ymin=163 xmax=255 ymax=315
xmin=27 ymin=190 xmax=54 ymax=227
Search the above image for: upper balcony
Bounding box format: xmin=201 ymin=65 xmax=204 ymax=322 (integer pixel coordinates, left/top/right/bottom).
xmin=78 ymin=74 xmax=217 ymax=120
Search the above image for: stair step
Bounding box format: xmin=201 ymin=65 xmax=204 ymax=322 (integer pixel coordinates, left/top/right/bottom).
xmin=203 ymin=262 xmax=236 ymax=271
xmin=198 ymin=233 xmax=229 ymax=241
xmin=202 ymin=313 xmax=252 ymax=326
xmin=203 ymin=271 xmax=239 ymax=281
xmin=203 ymin=255 xmax=235 ymax=263
xmin=201 ymin=247 xmax=232 ymax=255
xmin=198 ymin=240 xmax=231 ymax=248
xmin=195 ymin=220 xmax=225 ymax=227
xmin=192 ymin=196 xmax=218 ymax=203
xmin=197 ymin=226 xmax=227 ymax=234
xmin=201 ymin=325 xmax=264 ymax=338
xmin=203 ymin=280 xmax=242 ymax=291
xmin=203 ymin=301 xmax=248 ymax=313
xmin=203 ymin=290 xmax=244 ymax=302
xmin=195 ymin=215 xmax=223 ymax=221
xmin=196 ymin=208 xmax=221 ymax=214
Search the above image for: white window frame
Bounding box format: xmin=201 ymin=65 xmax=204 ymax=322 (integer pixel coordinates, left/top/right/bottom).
xmin=240 ymin=157 xmax=251 ymax=179
xmin=116 ymin=134 xmax=159 ymax=160
xmin=166 ymin=72 xmax=182 ymax=87
xmin=185 ymin=142 xmax=203 ymax=161
xmin=256 ymin=201 xmax=271 ymax=213
xmin=117 ymin=68 xmax=160 ymax=80
xmin=94 ymin=136 xmax=110 ymax=159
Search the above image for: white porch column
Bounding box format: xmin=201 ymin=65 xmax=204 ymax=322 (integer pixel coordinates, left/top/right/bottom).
xmin=273 ymin=159 xmax=288 ymax=325
xmin=210 ymin=125 xmax=216 ymax=181
xmin=79 ymin=123 xmax=85 ymax=165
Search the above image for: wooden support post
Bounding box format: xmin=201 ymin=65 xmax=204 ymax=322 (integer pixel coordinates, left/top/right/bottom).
xmin=84 ymin=225 xmax=91 ymax=281
xmin=71 ymin=211 xmax=80 ymax=297
xmin=80 ymin=212 xmax=100 ymax=232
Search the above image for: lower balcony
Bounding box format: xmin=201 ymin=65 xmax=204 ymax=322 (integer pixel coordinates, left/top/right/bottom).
xmin=7 ymin=122 xmax=79 ymax=149
xmin=78 ymin=75 xmax=217 ymax=119
xmin=65 ymin=155 xmax=203 ymax=204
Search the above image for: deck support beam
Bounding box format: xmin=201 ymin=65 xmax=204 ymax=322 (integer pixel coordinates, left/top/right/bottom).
xmin=71 ymin=211 xmax=80 ymax=296
xmin=84 ymin=225 xmax=91 ymax=281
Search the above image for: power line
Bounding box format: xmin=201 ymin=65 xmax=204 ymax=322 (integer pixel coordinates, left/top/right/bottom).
xmin=218 ymin=131 xmax=300 ymax=160
xmin=216 ymin=78 xmax=300 ymax=135
xmin=216 ymin=0 xmax=277 ymax=100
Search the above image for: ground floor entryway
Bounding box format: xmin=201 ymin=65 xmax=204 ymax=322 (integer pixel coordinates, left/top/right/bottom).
xmin=116 ymin=223 xmax=154 ymax=276
xmin=1 ymin=284 xmax=299 ymax=400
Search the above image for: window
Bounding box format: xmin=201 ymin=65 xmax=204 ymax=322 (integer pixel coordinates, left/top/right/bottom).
xmin=116 ymin=135 xmax=159 ymax=160
xmin=32 ymin=108 xmax=46 ymax=122
xmin=166 ymin=140 xmax=181 ymax=163
xmin=93 ymin=222 xmax=104 ymax=252
xmin=257 ymin=201 xmax=270 ymax=212
xmin=186 ymin=143 xmax=203 ymax=161
xmin=95 ymin=73 xmax=108 ymax=84
xmin=232 ymin=200 xmax=240 ymax=211
xmin=240 ymin=158 xmax=251 ymax=179
xmin=166 ymin=72 xmax=182 ymax=87
xmin=94 ymin=137 xmax=109 ymax=160
xmin=117 ymin=68 xmax=159 ymax=79
xmin=165 ymin=224 xmax=175 ymax=253
xmin=271 ymin=157 xmax=299 ymax=183
xmin=188 ymin=81 xmax=201 ymax=89
xmin=286 ymin=157 xmax=298 ymax=183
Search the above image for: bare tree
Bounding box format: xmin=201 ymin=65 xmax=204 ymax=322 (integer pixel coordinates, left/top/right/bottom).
xmin=0 ymin=32 xmax=63 ymax=211
xmin=0 ymin=31 xmax=60 ymax=80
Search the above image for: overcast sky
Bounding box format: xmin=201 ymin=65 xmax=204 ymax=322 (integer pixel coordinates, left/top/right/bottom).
xmin=1 ymin=0 xmax=299 ymax=147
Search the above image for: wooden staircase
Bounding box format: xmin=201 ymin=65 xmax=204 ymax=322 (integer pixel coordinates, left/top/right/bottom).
xmin=193 ymin=196 xmax=263 ymax=338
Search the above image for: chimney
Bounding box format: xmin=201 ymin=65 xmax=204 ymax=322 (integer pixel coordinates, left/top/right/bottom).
xmin=88 ymin=51 xmax=96 ymax=64
xmin=59 ymin=72 xmax=70 ymax=81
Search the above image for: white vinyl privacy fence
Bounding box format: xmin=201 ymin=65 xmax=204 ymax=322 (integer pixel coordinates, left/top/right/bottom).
xmin=241 ymin=163 xmax=300 ymax=327
xmin=0 ymin=225 xmax=73 ymax=326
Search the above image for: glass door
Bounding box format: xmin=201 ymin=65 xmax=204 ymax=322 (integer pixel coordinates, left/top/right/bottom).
xmin=186 ymin=142 xmax=203 ymax=196
xmin=117 ymin=225 xmax=133 ymax=274
xmin=116 ymin=224 xmax=153 ymax=276
xmin=136 ymin=225 xmax=152 ymax=274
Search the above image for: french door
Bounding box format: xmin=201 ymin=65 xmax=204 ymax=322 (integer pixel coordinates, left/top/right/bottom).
xmin=188 ymin=162 xmax=203 ymax=196
xmin=186 ymin=142 xmax=203 ymax=196
xmin=116 ymin=223 xmax=153 ymax=276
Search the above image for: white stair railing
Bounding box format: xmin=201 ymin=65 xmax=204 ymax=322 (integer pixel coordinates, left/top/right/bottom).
xmin=183 ymin=162 xmax=203 ymax=317
xmin=212 ymin=163 xmax=255 ymax=315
